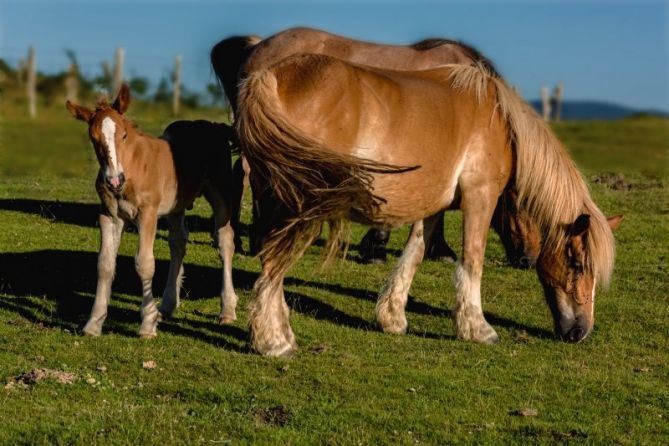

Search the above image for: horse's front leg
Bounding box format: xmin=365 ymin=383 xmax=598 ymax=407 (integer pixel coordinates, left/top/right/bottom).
xmin=453 ymin=186 xmax=499 ymax=344
xmin=375 ymin=215 xmax=441 ymax=334
xmin=83 ymin=213 xmax=124 ymax=336
xmin=136 ymin=208 xmax=160 ymax=338
xmin=159 ymin=211 xmax=188 ymax=318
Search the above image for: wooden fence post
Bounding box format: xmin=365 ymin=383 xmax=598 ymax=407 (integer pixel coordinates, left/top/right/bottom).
xmin=26 ymin=47 xmax=37 ymax=119
xmin=541 ymin=85 xmax=551 ymax=121
xmin=112 ymin=47 xmax=124 ymax=96
xmin=65 ymin=63 xmax=79 ymax=103
xmin=172 ymin=54 xmax=182 ymax=116
xmin=553 ymin=82 xmax=564 ymax=122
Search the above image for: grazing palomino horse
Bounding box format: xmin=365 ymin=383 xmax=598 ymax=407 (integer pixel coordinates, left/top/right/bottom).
xmin=66 ymin=85 xmax=239 ymax=337
xmin=236 ymin=53 xmax=622 ymax=356
xmin=211 ymin=27 xmax=540 ymax=267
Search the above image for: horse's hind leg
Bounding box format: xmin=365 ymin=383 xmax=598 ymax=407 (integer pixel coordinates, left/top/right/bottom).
xmin=83 ymin=213 xmax=124 ymax=336
xmin=136 ymin=209 xmax=160 ymax=338
xmin=230 ymin=157 xmax=247 ymax=253
xmin=453 ymin=186 xmax=500 ymax=344
xmin=159 ymin=211 xmax=188 ymax=318
xmin=375 ymin=215 xmax=441 ymax=334
xmin=249 ymin=195 xmax=318 ymax=356
xmin=204 ymin=185 xmax=239 ymax=324
xmin=424 ymin=212 xmax=458 ymax=263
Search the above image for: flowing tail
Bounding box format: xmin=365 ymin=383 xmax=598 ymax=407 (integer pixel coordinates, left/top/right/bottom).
xmin=236 ymin=67 xmax=417 ymax=271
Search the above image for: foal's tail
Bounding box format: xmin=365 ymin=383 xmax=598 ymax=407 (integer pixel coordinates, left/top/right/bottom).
xmin=236 ymin=68 xmax=415 ymax=271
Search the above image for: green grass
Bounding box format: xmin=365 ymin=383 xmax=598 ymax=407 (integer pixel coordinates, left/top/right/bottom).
xmin=0 ymin=98 xmax=668 ymax=444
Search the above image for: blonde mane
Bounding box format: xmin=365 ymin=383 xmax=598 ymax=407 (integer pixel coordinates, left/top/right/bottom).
xmin=448 ymin=64 xmax=615 ymax=286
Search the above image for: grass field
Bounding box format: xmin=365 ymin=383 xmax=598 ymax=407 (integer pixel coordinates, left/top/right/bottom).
xmin=0 ymin=97 xmax=667 ymax=444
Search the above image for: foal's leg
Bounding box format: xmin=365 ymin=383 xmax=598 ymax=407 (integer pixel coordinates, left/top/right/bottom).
xmin=83 ymin=213 xmax=124 ymax=336
xmin=204 ymin=186 xmax=239 ymax=324
xmin=375 ymin=215 xmax=441 ymax=334
xmin=453 ymin=187 xmax=499 ymax=344
xmin=136 ymin=208 xmax=160 ymax=338
xmin=159 ymin=211 xmax=188 ymax=318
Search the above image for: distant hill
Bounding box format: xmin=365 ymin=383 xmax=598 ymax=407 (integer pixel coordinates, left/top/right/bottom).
xmin=528 ymin=100 xmax=669 ymax=120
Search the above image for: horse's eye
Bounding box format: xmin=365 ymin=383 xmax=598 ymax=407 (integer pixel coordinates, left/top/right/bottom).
xmin=572 ymin=260 xmax=584 ymax=274
xmin=122 ymin=132 xmax=128 ymax=140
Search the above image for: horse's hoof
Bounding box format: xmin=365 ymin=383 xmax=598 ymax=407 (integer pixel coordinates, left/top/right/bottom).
xmin=158 ymin=309 xmax=174 ymax=319
xmin=82 ymin=329 xmax=101 ymax=337
xmin=378 ymin=318 xmax=408 ymax=335
xmin=218 ymin=314 xmax=236 ymax=324
xmin=360 ymin=256 xmax=387 ymax=265
xmin=254 ymin=341 xmax=297 ymax=358
xmin=138 ymin=332 xmax=157 ymax=339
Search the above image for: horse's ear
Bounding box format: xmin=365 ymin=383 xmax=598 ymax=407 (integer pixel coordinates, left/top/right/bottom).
xmin=570 ymin=214 xmax=590 ymax=238
xmin=112 ymin=84 xmax=131 ymax=114
xmin=607 ymin=214 xmax=624 ymax=231
xmin=66 ymin=100 xmax=94 ymax=122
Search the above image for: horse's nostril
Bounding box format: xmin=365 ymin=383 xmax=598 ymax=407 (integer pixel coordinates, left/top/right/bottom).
xmin=567 ymin=327 xmax=584 ymax=343
xmin=519 ymin=256 xmax=532 ymax=268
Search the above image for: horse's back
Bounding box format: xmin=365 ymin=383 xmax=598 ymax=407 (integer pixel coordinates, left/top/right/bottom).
xmin=243 ymin=26 xmax=481 ymax=77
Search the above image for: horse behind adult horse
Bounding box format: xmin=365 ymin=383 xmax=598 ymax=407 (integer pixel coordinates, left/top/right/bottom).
xmin=66 ymin=85 xmax=239 ymax=337
xmin=236 ymin=53 xmax=622 ymax=356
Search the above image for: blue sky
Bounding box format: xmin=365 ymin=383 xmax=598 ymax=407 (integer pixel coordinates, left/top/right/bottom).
xmin=1 ymin=0 xmax=668 ymax=111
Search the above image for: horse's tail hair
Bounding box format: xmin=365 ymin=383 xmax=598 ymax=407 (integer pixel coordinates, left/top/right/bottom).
xmin=236 ymin=67 xmax=416 ymax=272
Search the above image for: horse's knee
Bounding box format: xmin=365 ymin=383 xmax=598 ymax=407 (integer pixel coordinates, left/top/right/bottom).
xmin=135 ymin=254 xmax=155 ymax=280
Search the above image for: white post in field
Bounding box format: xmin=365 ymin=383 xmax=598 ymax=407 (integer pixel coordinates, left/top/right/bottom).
xmin=26 ymin=47 xmax=37 ymax=119
xmin=172 ymin=54 xmax=182 ymax=116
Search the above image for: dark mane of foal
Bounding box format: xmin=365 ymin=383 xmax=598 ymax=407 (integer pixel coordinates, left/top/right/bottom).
xmin=411 ymin=38 xmax=500 ymax=78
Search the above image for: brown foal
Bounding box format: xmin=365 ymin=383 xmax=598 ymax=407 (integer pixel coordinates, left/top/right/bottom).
xmin=66 ymin=85 xmax=238 ymax=338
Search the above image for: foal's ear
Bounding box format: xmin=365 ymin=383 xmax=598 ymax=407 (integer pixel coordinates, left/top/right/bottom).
xmin=66 ymin=100 xmax=94 ymax=122
xmin=570 ymin=214 xmax=590 ymax=238
xmin=112 ymin=84 xmax=131 ymax=114
xmin=607 ymin=214 xmax=624 ymax=231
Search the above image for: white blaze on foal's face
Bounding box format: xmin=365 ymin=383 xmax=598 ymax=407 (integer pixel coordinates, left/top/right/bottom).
xmin=101 ymin=117 xmax=123 ymax=186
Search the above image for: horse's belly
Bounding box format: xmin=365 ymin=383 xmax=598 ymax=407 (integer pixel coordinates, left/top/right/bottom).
xmin=366 ymin=165 xmax=461 ymax=226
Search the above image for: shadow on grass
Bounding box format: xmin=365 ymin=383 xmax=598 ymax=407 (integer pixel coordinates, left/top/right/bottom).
xmin=0 ymin=198 xmax=249 ymax=235
xmin=0 ymin=248 xmax=552 ymax=349
xmin=0 ymin=249 xmax=252 ymax=351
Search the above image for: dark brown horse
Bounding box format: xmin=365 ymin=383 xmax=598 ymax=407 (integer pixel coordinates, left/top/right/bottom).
xmin=236 ymin=53 xmax=622 ymax=356
xmin=210 ymin=27 xmax=540 ymax=267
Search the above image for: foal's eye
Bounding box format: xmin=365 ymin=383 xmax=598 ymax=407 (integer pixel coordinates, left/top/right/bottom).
xmin=122 ymin=132 xmax=128 ymax=140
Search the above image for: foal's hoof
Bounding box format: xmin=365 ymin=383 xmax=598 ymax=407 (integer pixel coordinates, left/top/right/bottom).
xmin=82 ymin=329 xmax=101 ymax=337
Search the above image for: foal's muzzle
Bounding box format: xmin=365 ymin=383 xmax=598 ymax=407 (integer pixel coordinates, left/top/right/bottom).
xmin=105 ymin=172 xmax=125 ymax=195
